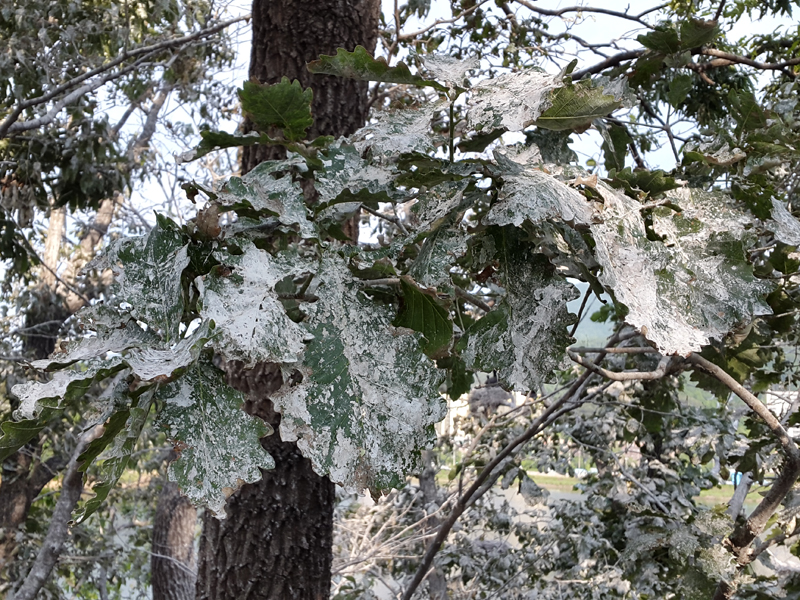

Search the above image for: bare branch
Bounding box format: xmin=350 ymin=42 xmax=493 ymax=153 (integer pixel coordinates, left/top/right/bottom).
xmin=568 ymin=351 xmax=672 ymax=380
xmin=570 ymin=49 xmax=645 ymax=80
xmin=360 ymin=203 xmax=409 ymax=235
xmin=401 ymin=330 xmax=627 ymax=600
xmin=689 ymin=354 xmax=800 ymax=599
xmin=0 ymin=15 xmax=248 ymax=138
xmin=455 ymin=286 xmax=493 ymax=313
xmin=700 ymin=48 xmax=800 ymax=75
xmin=395 ymin=0 xmax=491 ymax=41
xmin=9 ymin=426 xmax=103 ymax=600
xmin=512 ymin=0 xmax=664 ymax=28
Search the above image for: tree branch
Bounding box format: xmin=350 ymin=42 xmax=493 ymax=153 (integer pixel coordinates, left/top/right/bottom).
xmin=401 ymin=330 xmax=626 ymax=600
xmin=688 ymin=354 xmax=800 ymax=599
xmin=570 ymin=49 xmax=645 ymax=80
xmin=0 ymin=15 xmax=248 ymax=138
xmin=568 ymin=351 xmax=673 ymax=380
xmin=9 ymin=426 xmax=102 ymax=600
xmin=511 ymin=0 xmax=665 ymax=28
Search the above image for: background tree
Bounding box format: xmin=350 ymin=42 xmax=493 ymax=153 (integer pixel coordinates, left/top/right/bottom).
xmin=4 ymin=1 xmax=800 ymax=600
xmin=0 ymin=0 xmax=243 ymax=596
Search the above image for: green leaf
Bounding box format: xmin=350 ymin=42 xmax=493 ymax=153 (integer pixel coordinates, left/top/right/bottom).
xmin=218 ymin=158 xmax=317 ymax=239
xmin=679 ymin=18 xmax=719 ymax=49
xmin=394 ymin=277 xmax=453 ymax=358
xmin=606 ymin=168 xmax=678 ymax=198
xmin=408 ymin=225 xmax=468 ymax=290
xmin=198 ymin=242 xmax=312 ymax=368
xmin=590 ymin=182 xmax=773 ymax=354
xmin=457 ymin=128 xmax=506 ymax=153
xmin=179 ymin=130 xmax=287 ymax=163
xmin=637 ymin=28 xmax=680 ymax=54
xmin=728 ymin=90 xmax=770 ymax=132
xmin=272 ymin=251 xmax=445 ymax=491
xmin=75 ymin=389 xmax=154 ymax=522
xmin=307 ymin=46 xmax=447 ymax=92
xmin=598 ymin=121 xmax=631 ymax=172
xmin=239 ymin=78 xmax=313 ymax=142
xmin=96 ymin=215 xmax=189 ymax=342
xmin=460 ymin=230 xmax=578 ymax=391
xmin=667 ymin=74 xmax=694 ymax=108
xmin=534 ymin=80 xmax=622 ymax=132
xmin=156 ymin=358 xmax=275 ymax=517
xmin=486 ymin=147 xmax=595 ymax=228
xmin=524 ymin=129 xmax=578 ymax=164
xmin=0 ymin=402 xmax=61 ymax=463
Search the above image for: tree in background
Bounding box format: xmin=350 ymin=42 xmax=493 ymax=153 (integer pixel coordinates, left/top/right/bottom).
xmin=4 ymin=0 xmax=800 ymax=599
xmin=0 ymin=1 xmax=242 ymax=596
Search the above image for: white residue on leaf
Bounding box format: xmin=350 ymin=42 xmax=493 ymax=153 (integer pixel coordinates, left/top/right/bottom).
xmin=217 ymin=157 xmax=317 ymax=239
xmin=486 ymin=148 xmax=595 ymax=227
xmin=12 ymin=358 xmax=124 ymax=419
xmin=156 ymin=361 xmax=274 ymax=518
xmin=770 ymin=198 xmax=800 ymax=246
xmin=467 ymin=70 xmax=561 ymax=133
xmin=461 ymin=253 xmax=578 ymax=391
xmin=351 ymin=104 xmax=438 ymax=159
xmin=591 ymin=183 xmax=771 ymax=355
xmin=423 ymin=54 xmax=479 ymax=89
xmin=124 ymin=321 xmax=210 ymax=381
xmin=199 ymin=242 xmax=312 ymax=368
xmin=272 ymin=250 xmax=445 ymax=492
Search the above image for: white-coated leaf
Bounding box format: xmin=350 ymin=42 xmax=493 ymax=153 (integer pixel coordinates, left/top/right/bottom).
xmin=315 ymin=142 xmax=402 ymax=206
xmin=591 ymin=183 xmax=772 ymax=354
xmin=197 ymin=242 xmax=312 ymax=368
xmin=412 ymin=180 xmax=470 ymax=232
xmin=409 ymin=226 xmax=468 ymax=290
xmin=461 ymin=233 xmax=578 ymax=391
xmin=12 ymin=358 xmax=126 ymax=420
xmin=467 ymin=70 xmax=561 ymax=133
xmin=31 ymin=307 xmax=152 ymax=371
xmin=218 ymin=157 xmax=317 ymax=239
xmin=156 ymin=358 xmax=274 ymax=518
xmin=272 ymin=250 xmax=446 ymax=491
xmin=770 ymin=198 xmax=800 ymax=246
xmin=486 ymin=147 xmax=596 ymax=227
xmin=96 ymin=216 xmax=189 ymax=342
xmin=351 ymin=104 xmax=438 ymax=160
xmin=423 ymin=54 xmax=479 ymax=89
xmin=125 ymin=320 xmax=211 ymax=381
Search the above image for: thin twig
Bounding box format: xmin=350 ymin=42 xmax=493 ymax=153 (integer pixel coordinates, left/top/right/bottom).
xmin=569 ymin=287 xmax=592 ymax=338
xmin=568 ymin=351 xmax=672 ymax=381
xmin=401 ymin=330 xmax=625 ymax=600
xmin=360 ymin=203 xmax=409 ymax=235
xmin=0 ymin=15 xmax=248 ymax=138
xmin=455 ymin=286 xmax=493 ymax=313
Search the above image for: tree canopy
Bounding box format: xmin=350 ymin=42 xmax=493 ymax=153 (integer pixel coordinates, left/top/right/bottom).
xmin=4 ymin=0 xmax=800 ymax=598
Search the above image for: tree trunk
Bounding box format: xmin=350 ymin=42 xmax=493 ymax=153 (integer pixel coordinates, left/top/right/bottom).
xmin=195 ymin=6 xmax=377 ymax=594
xmin=151 ymin=475 xmax=197 ymax=600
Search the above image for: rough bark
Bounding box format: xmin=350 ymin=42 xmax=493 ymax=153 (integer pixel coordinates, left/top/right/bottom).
xmin=240 ymin=0 xmax=379 ymax=174
xmin=151 ymin=473 xmax=197 ymax=600
xmin=194 ymin=3 xmax=379 ymax=599
xmin=418 ymin=450 xmax=447 ymax=600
